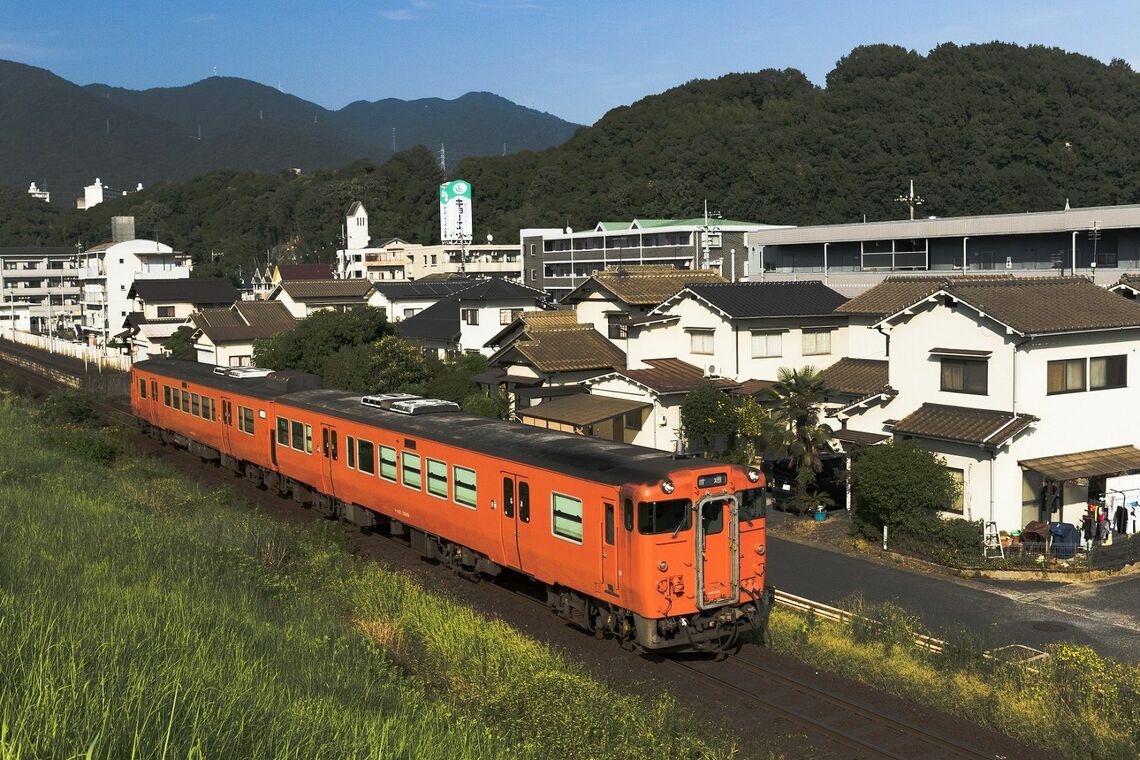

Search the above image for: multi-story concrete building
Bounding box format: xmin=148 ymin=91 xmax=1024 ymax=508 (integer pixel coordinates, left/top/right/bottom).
xmin=521 ymin=218 xmax=789 ymax=300
xmin=0 ymin=246 xmax=82 ymax=335
xmin=78 ymin=217 xmax=192 ymax=347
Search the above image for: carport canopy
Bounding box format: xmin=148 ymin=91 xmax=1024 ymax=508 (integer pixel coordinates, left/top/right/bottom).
xmin=520 ymin=394 xmax=650 ymax=427
xmin=1019 ymin=445 xmax=1140 ymax=482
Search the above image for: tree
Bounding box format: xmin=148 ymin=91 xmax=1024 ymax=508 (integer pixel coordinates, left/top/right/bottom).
xmin=852 ymin=441 xmax=960 ymax=535
xmin=424 ymin=353 xmax=489 ymax=403
xmin=253 ymin=306 xmax=391 ymax=377
xmin=680 ymin=382 xmax=737 ymax=454
xmin=163 ymin=325 xmax=198 ymax=361
xmin=766 ymin=366 xmax=834 ymax=513
xmin=461 ymin=388 xmax=512 ymax=419
xmin=322 ymin=335 xmax=429 ymax=394
xmin=732 ymin=394 xmax=774 ymax=465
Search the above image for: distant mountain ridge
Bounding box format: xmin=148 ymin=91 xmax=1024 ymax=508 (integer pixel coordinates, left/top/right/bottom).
xmin=0 ymin=60 xmax=581 ymax=202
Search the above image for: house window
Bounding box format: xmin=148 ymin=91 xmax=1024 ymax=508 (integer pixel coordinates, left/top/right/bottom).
xmin=461 ymin=308 xmax=479 ymax=326
xmin=802 ymin=328 xmax=832 ymax=356
xmin=157 ymin=306 xmax=175 ymax=318
xmin=607 ymin=316 xmax=628 ymax=340
xmin=623 ymin=408 xmax=643 ymax=430
xmin=946 ymin=468 xmax=965 ymax=514
xmin=427 ymin=458 xmax=448 ymax=498
xmin=552 ymin=492 xmax=583 ymax=543
xmin=403 ymin=308 xmax=420 ymax=319
xmin=1090 ymin=355 xmax=1127 ymax=390
xmin=690 ymin=330 xmax=714 ymax=355
xmin=402 ymin=452 xmax=422 ymax=489
xmin=751 ymin=331 xmax=782 ymax=358
xmin=454 ymin=465 xmax=477 ymax=508
xmin=500 ymin=308 xmax=523 ymax=325
xmin=1047 ymin=359 xmax=1086 ymax=395
xmin=941 ymin=358 xmax=988 ymax=395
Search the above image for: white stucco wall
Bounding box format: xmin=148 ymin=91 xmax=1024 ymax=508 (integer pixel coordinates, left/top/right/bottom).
xmin=586 ymin=376 xmax=681 ymax=452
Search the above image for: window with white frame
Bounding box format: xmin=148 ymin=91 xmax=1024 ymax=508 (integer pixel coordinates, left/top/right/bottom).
xmin=552 ymin=492 xmax=583 ymax=543
xmin=426 ymin=458 xmax=448 ymax=498
xmin=689 ymin=329 xmax=714 ymax=355
xmin=751 ymin=331 xmax=782 ymax=358
xmin=802 ymin=328 xmax=832 ymax=356
xmin=402 ymin=452 xmax=422 ymax=489
xmin=454 ymin=465 xmax=477 ymax=508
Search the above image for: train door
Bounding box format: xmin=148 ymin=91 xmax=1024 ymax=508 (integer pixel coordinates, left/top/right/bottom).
xmin=319 ymin=423 xmax=338 ymax=495
xmin=694 ymin=495 xmax=739 ymax=609
xmin=499 ymin=472 xmax=528 ymax=570
xmin=219 ymin=397 xmax=234 ymax=453
xmin=601 ymin=501 xmax=619 ymax=597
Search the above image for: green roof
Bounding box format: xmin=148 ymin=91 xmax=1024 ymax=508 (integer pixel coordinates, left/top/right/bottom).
xmin=595 ymin=218 xmax=763 ymax=231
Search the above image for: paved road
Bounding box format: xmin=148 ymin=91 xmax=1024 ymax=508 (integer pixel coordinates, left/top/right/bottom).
xmin=767 ymin=536 xmax=1140 ymax=661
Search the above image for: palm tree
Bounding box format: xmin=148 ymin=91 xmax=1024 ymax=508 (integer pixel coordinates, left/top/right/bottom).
xmin=766 ymin=366 xmax=835 ymax=514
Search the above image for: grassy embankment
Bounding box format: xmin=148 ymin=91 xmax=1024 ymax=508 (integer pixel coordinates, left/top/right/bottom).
xmin=763 ymin=601 xmax=1139 ymax=759
xmin=0 ymin=389 xmax=746 ymax=759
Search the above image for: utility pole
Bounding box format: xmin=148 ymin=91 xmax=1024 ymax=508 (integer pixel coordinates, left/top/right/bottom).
xmin=700 ymin=200 xmax=721 ymax=270
xmin=439 ymin=144 xmax=446 ymax=172
xmin=895 ymin=179 xmax=925 ymax=220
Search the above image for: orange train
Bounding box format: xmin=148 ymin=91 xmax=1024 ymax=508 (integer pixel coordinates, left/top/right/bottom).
xmin=131 ymin=359 xmax=772 ymax=653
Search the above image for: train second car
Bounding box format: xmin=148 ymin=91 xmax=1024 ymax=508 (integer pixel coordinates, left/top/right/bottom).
xmin=131 ymin=359 xmax=772 ymax=653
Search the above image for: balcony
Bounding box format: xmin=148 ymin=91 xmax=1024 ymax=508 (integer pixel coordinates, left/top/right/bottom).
xmin=83 ymin=285 xmax=107 ymax=302
xmin=136 ymin=266 xmax=192 ymax=280
xmin=81 ymin=266 xmax=105 ymax=279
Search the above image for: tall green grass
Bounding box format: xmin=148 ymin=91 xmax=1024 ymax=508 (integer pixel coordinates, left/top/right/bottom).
xmin=767 ymin=600 xmax=1139 ymax=759
xmin=0 ymin=392 xmax=741 ymax=759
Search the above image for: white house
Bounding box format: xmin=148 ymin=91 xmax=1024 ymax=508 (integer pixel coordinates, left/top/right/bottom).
xmin=838 ymin=276 xmax=1140 ymax=531
xmin=190 ymin=301 xmax=297 ymax=367
xmin=368 ymin=278 xmax=480 ymax=321
xmin=269 ymin=279 xmax=374 ymax=318
xmin=79 ymin=217 xmax=191 ymax=348
xmin=124 ymin=278 xmax=239 ymax=360
xmin=398 ymin=279 xmax=546 ymax=358
xmin=627 ymin=281 xmax=850 ymax=381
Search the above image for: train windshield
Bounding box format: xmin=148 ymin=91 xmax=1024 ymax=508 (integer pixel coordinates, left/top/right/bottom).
xmin=737 ymin=488 xmax=766 ymax=524
xmin=638 ymin=499 xmax=692 ymax=535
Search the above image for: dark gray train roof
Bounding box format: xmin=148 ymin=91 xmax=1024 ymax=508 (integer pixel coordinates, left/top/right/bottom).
xmin=137 ymin=359 xmax=713 ymax=486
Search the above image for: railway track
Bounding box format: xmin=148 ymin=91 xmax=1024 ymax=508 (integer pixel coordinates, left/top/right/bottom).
xmin=0 ymin=352 xmax=1034 ymax=759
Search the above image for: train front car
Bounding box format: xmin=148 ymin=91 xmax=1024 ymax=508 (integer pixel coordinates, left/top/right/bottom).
xmin=625 ymin=463 xmax=771 ymax=654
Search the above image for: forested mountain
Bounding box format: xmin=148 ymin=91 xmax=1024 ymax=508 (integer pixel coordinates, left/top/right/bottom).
xmin=0 ymin=60 xmax=580 ymax=201
xmin=4 ymin=43 xmax=1140 ymax=282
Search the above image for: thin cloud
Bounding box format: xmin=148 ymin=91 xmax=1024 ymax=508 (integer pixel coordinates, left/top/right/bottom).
xmin=0 ymin=39 xmax=60 ymax=60
xmin=378 ymin=9 xmax=415 ymax=21
xmin=181 ymin=13 xmax=220 ymax=25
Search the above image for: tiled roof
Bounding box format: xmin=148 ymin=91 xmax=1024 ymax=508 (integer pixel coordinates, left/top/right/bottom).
xmin=836 ymin=275 xmax=1014 ymax=316
xmin=520 ymin=394 xmax=651 ymax=427
xmin=1112 ymin=273 xmax=1140 ymax=291
xmin=192 ymin=301 xmax=296 ymax=343
xmin=452 ymin=278 xmax=547 ymax=302
xmin=892 ymin=403 xmax=1037 ymax=448
xmin=943 ymin=277 xmax=1140 ymax=335
xmin=129 ymin=277 xmax=239 ymax=305
xmin=276 ymin=263 xmax=333 ymax=280
xmin=400 ymin=281 xmax=546 ymax=345
xmin=512 ymin=327 xmax=626 ymax=373
xmin=604 ymin=358 xmax=740 ymax=395
xmin=484 ymin=308 xmax=579 ymax=349
xmin=278 ymin=279 xmax=373 ymax=299
xmin=820 ymin=358 xmax=890 ymax=396
xmin=562 ymin=264 xmax=726 ymax=306
xmin=833 ymin=429 xmax=891 ymax=445
xmin=732 ymin=379 xmax=777 ymax=396
xmin=681 ymin=281 xmax=848 ymax=318
xmin=372 ymin=279 xmax=479 ymax=299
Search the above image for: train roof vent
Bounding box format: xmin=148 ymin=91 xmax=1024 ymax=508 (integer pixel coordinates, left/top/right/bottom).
xmin=388 ymin=399 xmax=461 ymax=416
xmin=361 ymin=392 xmax=420 ymax=410
xmin=214 ymin=366 xmax=274 ymax=378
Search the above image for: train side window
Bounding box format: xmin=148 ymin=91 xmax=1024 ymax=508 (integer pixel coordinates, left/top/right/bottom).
xmin=163 ymin=385 xmax=171 ymax=406
xmin=379 ymin=445 xmax=397 ymax=481
xmin=304 ymin=424 xmax=313 ymax=454
xmin=402 ymin=452 xmax=422 ymax=490
xmin=138 ymin=378 xmax=146 ymax=399
xmin=426 ymin=458 xmax=448 ymax=499
xmin=345 ymin=436 xmax=356 ymax=469
xmin=276 ymin=417 xmax=289 ymax=446
xmin=200 ymin=397 xmax=209 ymax=420
xmin=241 ymin=407 xmax=254 ymax=434
xmin=605 ymin=503 xmax=615 ymax=545
xmin=191 ymin=394 xmax=200 ymax=416
xmin=151 ymin=380 xmax=157 ymax=400
xmin=181 ymin=390 xmax=190 ymax=413
xmin=290 ymin=420 xmax=304 ymax=450
xmin=358 ymin=439 xmax=375 ymax=475
xmin=623 ymin=499 xmax=634 ymax=531
xmin=502 ymin=477 xmax=514 ymax=517
xmin=518 ymin=482 xmax=530 ymax=523
xmin=454 ymin=466 xmax=477 ymax=509
xmin=207 ymin=398 xmax=216 ymax=421
xmin=638 ymin=499 xmax=692 ymax=535
xmin=551 ymin=493 xmax=583 ymax=544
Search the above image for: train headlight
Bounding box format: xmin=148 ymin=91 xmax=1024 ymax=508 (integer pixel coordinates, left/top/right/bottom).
xmin=746 ymin=468 xmax=761 ymax=483
xmin=755 ymin=545 xmax=765 ymax=556
xmin=658 ymin=561 xmax=668 ymax=572
xmin=661 ymin=479 xmax=675 ymax=494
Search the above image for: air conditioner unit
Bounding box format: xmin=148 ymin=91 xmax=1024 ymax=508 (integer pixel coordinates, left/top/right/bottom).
xmin=704 ymin=363 xmax=721 ymax=378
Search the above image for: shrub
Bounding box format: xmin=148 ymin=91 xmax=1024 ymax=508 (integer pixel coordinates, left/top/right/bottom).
xmin=40 ymin=389 xmax=100 ymax=426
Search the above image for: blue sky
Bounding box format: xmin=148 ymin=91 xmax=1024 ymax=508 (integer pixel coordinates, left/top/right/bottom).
xmin=3 ymin=1 xmax=1139 ymax=125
